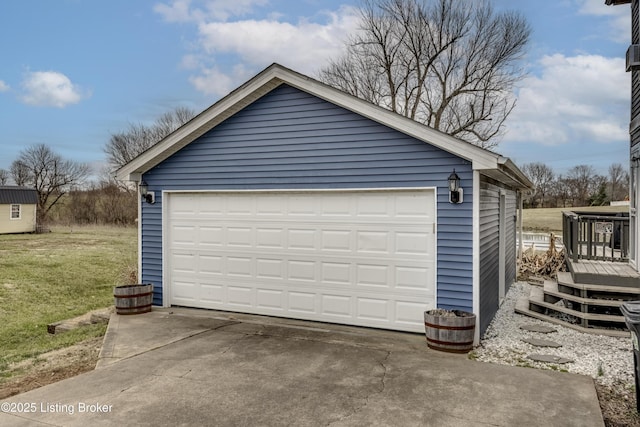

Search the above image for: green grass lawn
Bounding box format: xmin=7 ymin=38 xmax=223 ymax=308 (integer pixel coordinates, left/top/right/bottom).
xmin=522 ymin=205 xmax=629 ymax=232
xmin=0 ymin=226 xmax=137 ymax=379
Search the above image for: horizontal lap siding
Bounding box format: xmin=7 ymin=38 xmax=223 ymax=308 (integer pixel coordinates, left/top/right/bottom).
xmin=479 ymin=181 xmax=500 ymax=335
xmin=142 ymin=84 xmax=473 ymax=311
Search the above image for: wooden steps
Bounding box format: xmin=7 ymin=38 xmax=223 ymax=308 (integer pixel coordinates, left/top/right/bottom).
xmin=566 ymin=259 xmax=640 ymax=287
xmin=515 ymin=293 xmax=630 ymax=338
xmin=514 ymin=296 xmax=629 ymax=337
xmin=515 ymin=262 xmax=640 ymax=337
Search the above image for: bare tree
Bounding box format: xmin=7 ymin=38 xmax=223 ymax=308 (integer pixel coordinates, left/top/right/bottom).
xmin=10 ymin=144 xmax=90 ymax=222
xmin=608 ymin=163 xmax=629 ymax=202
xmin=0 ymin=169 xmax=9 ymax=185
xmin=105 ymin=106 xmax=196 ymax=170
xmin=319 ymin=0 xmax=531 ymax=148
xmin=10 ymin=161 xmax=30 ymax=186
xmin=521 ymin=162 xmax=554 ymax=207
xmin=565 ymin=165 xmax=597 ymax=206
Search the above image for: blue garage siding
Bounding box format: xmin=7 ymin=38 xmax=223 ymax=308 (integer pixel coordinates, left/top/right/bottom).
xmin=142 ymin=84 xmax=473 ymax=311
xmin=478 ymin=179 xmax=519 ymax=335
xmin=479 ymin=181 xmax=500 ymax=334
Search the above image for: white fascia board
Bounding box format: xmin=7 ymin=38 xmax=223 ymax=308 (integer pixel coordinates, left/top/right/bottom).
xmin=498 ymin=157 xmax=534 ymax=189
xmin=116 ymin=66 xmax=285 ymax=182
xmin=116 ymin=63 xmax=503 ymax=181
xmin=278 ymin=68 xmax=500 ymax=170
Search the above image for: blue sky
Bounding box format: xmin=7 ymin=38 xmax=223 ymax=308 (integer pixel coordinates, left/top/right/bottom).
xmin=0 ymin=0 xmax=632 ymax=179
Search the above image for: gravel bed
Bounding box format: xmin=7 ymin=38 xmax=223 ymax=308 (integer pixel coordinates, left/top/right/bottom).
xmin=473 ymin=281 xmax=635 ymax=386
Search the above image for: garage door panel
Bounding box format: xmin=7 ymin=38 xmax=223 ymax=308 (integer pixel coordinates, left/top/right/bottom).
xmin=167 ymin=190 xmax=435 ymax=333
xmin=257 ymin=290 xmax=285 ymax=311
xmin=395 ymin=301 xmax=429 ymax=326
xmin=225 ymin=257 xmax=252 ymax=277
xmin=227 ymin=227 xmax=252 ymax=247
xmin=288 ymin=229 xmax=316 ymax=250
xmin=321 ymin=262 xmax=352 ymax=284
xmin=356 ymin=194 xmax=391 ymax=217
xmin=395 ymin=265 xmax=433 ymax=290
xmin=200 ymin=226 xmax=224 ymax=246
xmin=356 ymin=264 xmax=389 ymax=287
xmin=256 ymin=258 xmax=284 ymax=279
xmin=357 ymin=230 xmax=390 ymax=253
xmin=288 ymin=291 xmax=316 ymax=313
xmin=199 ymin=283 xmax=224 ymax=303
xmin=256 ymin=228 xmax=285 ymax=248
xmin=227 ymin=286 xmax=253 ymax=306
xmin=199 ymin=254 xmax=223 ymax=275
xmin=288 ymin=260 xmax=316 ymax=281
xmin=321 ymin=294 xmax=352 ymax=317
xmin=357 ymin=297 xmax=390 ymax=321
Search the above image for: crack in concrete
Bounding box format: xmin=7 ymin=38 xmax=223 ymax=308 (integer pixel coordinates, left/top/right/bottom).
xmin=326 ymin=350 xmax=392 ymax=426
xmin=103 ymin=320 xmax=242 ymax=367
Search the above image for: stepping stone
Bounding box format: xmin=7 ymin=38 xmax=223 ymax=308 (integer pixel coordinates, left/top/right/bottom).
xmin=527 ymin=354 xmax=573 ymax=364
xmin=520 ymin=324 xmax=557 ymax=333
xmin=522 ymin=338 xmax=562 ymax=348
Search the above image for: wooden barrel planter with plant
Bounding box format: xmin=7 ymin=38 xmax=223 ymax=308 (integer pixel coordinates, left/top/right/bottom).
xmin=114 ymin=284 xmax=153 ymax=315
xmin=424 ymin=309 xmax=476 ymax=353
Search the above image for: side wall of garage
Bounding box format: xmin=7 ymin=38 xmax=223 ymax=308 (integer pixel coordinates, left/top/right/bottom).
xmin=142 ymin=84 xmax=474 ymax=312
xmin=478 ymin=178 xmax=518 ymax=334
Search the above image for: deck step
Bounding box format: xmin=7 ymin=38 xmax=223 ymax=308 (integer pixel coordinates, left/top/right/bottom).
xmin=557 ymin=271 xmax=640 ymax=295
xmin=527 ymin=288 xmax=624 ymax=323
xmin=515 ymin=296 xmax=630 ymax=338
xmin=543 ymin=280 xmax=627 ymax=308
xmin=566 ymin=259 xmax=640 ymax=287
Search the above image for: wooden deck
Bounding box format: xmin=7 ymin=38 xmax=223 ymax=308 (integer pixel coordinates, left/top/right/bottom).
xmin=567 ymin=259 xmax=640 ymax=287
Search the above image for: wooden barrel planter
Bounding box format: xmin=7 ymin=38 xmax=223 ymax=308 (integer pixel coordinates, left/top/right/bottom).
xmin=424 ymin=309 xmax=476 ymax=353
xmin=114 ymin=284 xmax=153 ymax=315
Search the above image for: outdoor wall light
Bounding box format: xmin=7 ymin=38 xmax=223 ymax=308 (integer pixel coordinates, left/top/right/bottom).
xmin=139 ymin=181 xmax=155 ymax=204
xmin=448 ymin=169 xmax=463 ymax=204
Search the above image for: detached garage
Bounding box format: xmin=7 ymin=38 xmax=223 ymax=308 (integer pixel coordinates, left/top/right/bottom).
xmin=117 ymin=63 xmax=532 ymax=342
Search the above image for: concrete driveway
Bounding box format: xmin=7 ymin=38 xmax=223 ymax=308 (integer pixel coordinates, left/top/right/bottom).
xmin=1 ymin=308 xmax=604 ymax=426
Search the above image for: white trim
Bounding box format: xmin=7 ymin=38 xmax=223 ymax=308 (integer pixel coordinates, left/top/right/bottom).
xmin=161 ymin=186 xmax=437 ymax=195
xmin=9 ymin=204 xmax=21 ymax=220
xmin=137 ymin=187 xmax=144 ymax=290
xmin=498 ymin=192 xmax=506 ymax=303
xmin=472 ymin=170 xmax=481 ymax=345
xmin=433 ymin=189 xmax=438 ymax=312
xmin=161 ymin=193 xmax=169 ymax=307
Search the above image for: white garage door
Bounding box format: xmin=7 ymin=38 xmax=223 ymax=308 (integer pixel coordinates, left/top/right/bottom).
xmin=165 ymin=189 xmax=436 ymax=332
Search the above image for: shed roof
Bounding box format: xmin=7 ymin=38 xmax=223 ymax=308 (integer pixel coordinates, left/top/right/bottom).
xmin=0 ymin=186 xmax=38 ymax=204
xmin=116 ymin=63 xmax=533 ymax=190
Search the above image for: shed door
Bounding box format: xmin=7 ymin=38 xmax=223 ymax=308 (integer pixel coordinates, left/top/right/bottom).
xmin=165 ymin=190 xmax=436 ymax=333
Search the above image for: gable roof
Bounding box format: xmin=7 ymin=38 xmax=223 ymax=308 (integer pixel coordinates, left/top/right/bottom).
xmin=0 ymin=186 xmax=38 ymax=204
xmin=116 ymin=63 xmax=532 ymax=190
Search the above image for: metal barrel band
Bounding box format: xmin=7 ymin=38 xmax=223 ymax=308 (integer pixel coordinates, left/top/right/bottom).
xmin=114 ymin=292 xmax=153 ymax=299
xmin=424 ymin=321 xmax=475 ymax=331
xmin=117 ymin=303 xmax=153 ymax=314
xmin=426 ymin=337 xmax=474 ymax=347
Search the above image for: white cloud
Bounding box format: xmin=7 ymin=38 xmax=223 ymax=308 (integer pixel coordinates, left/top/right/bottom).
xmin=0 ymin=80 xmax=9 ymax=92
xmin=154 ymin=0 xmax=269 ymax=23
xmin=577 ymin=0 xmax=630 ymax=42
xmin=20 ymin=70 xmax=88 ymax=108
xmin=196 ymin=9 xmax=358 ymax=75
xmin=189 ymin=65 xmax=245 ymax=96
xmin=505 ymin=54 xmax=629 ymax=146
xmin=155 ymin=0 xmax=359 ymax=95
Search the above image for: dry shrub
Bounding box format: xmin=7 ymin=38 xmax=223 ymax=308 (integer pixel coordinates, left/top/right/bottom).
xmin=518 ymin=233 xmax=567 ymax=280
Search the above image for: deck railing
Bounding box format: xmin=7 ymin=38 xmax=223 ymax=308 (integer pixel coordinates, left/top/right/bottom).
xmin=562 ymin=211 xmax=629 ymax=262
